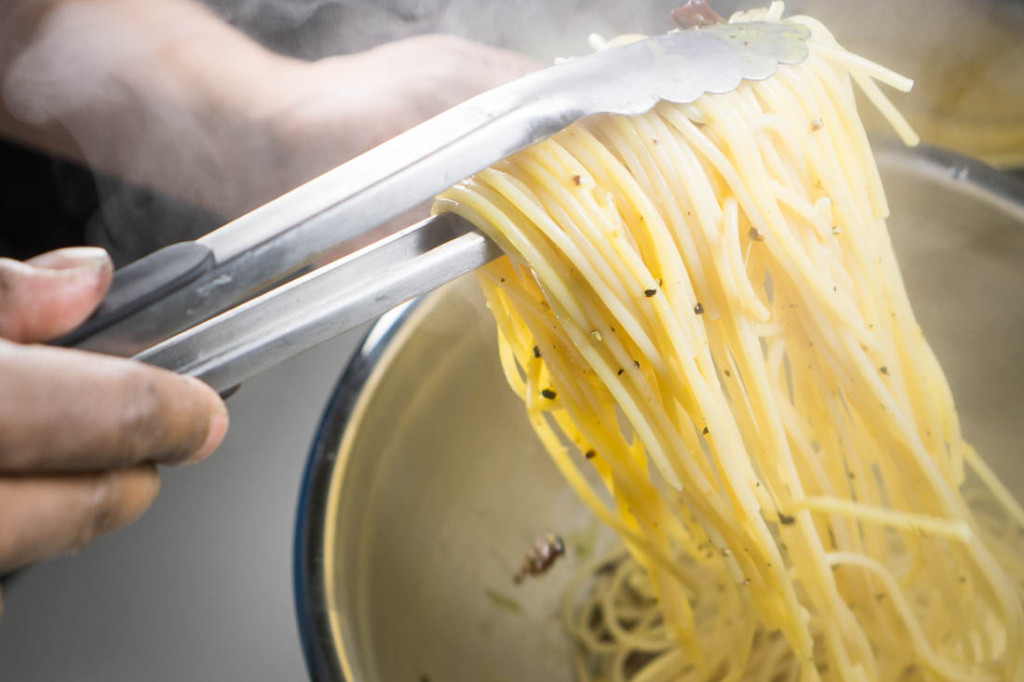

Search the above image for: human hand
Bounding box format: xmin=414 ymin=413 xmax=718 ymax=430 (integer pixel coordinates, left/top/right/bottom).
xmin=2 ymin=0 xmax=537 ymax=223
xmin=271 ymin=34 xmax=539 ymax=161
xmin=240 ymin=35 xmax=539 ymax=219
xmin=0 ymin=247 xmax=228 ymax=607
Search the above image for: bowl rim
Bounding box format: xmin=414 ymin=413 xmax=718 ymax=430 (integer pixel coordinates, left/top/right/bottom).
xmin=293 ymin=300 xmax=422 ymax=682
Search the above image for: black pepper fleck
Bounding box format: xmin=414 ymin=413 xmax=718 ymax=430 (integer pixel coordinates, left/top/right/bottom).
xmin=694 ymin=302 xmax=705 ymax=315
xmin=533 ymin=345 xmax=541 ymax=358
xmin=644 ymin=288 xmax=657 ymax=297
xmin=777 ymin=513 xmax=796 ymax=525
xmin=541 ymin=388 xmax=557 ymax=400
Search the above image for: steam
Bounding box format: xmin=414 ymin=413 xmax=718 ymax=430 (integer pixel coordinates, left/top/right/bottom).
xmin=3 ymin=0 xmax=1020 ymax=265
xmin=3 ymin=3 xmax=230 ymax=263
xmin=2 ymin=0 xmax=687 ymax=264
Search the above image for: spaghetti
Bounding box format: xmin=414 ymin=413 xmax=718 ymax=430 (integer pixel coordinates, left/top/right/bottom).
xmin=434 ymin=3 xmax=1024 ymax=680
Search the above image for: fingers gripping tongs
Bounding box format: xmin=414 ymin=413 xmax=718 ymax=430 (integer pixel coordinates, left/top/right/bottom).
xmin=59 ymin=22 xmax=808 ymax=393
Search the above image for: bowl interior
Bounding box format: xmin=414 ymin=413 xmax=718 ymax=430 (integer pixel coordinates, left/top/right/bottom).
xmin=319 ymin=147 xmax=1024 ymax=682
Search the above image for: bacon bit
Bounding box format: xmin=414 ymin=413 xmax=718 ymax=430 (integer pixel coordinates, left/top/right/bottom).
xmin=513 ymin=534 xmax=566 ymax=584
xmin=670 ymin=0 xmax=725 ymax=29
xmin=572 ymin=174 xmax=582 ymax=186
xmin=748 ymin=227 xmax=765 ymax=242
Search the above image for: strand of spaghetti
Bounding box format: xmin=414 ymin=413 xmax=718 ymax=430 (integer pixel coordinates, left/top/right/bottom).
xmin=792 ymin=497 xmax=973 ymax=541
xmin=435 ymin=6 xmax=1024 ymax=679
xmin=596 ymin=109 xmax=818 ymax=659
xmin=962 ymin=442 xmax=1024 ymax=530
xmin=824 ymin=552 xmax=1001 ymax=682
xmin=788 ymin=34 xmax=915 ymax=93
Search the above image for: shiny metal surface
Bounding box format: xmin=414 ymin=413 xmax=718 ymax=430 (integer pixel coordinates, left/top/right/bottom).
xmin=312 ymin=286 xmax=612 ymax=682
xmin=296 ymin=146 xmax=1024 ymax=681
xmin=76 ymin=22 xmax=808 ymax=359
xmin=136 ymin=213 xmax=500 ymax=393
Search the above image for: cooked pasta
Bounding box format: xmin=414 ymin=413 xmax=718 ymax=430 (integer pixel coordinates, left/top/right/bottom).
xmin=433 ymin=3 xmax=1024 ymax=680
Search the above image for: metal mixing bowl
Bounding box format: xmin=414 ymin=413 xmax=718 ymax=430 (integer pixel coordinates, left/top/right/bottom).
xmin=295 ymin=142 xmax=1024 ymax=681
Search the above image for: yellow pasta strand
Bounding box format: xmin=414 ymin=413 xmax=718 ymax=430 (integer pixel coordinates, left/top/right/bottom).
xmin=435 ymin=5 xmax=1024 ymax=681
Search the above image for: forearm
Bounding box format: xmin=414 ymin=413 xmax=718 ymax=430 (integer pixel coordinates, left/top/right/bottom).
xmin=0 ymin=0 xmax=300 ymax=217
xmin=1 ymin=1 xmax=536 ymax=222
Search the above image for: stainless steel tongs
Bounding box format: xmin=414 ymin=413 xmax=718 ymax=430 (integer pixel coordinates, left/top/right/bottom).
xmin=60 ymin=21 xmax=809 ymax=393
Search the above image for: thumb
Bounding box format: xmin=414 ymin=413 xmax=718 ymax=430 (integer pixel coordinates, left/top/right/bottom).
xmin=0 ymin=247 xmax=113 ymax=343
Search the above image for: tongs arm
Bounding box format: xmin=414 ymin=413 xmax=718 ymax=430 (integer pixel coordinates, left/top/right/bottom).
xmin=58 ymin=61 xmax=584 ymax=358
xmin=54 ymin=21 xmax=807 ymax=392
xmin=59 ymin=22 xmax=806 ymax=360
xmin=135 ymin=213 xmax=499 ymax=393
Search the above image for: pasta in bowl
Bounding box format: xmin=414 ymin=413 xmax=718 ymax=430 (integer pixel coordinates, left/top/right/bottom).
xmin=296 ymin=5 xmax=1024 ymax=680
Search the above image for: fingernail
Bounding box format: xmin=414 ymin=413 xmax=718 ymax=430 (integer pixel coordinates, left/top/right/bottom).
xmin=65 ymin=248 xmax=113 ymax=283
xmin=49 ymin=248 xmax=114 ymax=295
xmin=28 ymin=246 xmax=111 ymax=274
xmin=187 ymin=410 xmax=229 ymax=465
xmin=65 ymin=247 xmax=112 ymax=273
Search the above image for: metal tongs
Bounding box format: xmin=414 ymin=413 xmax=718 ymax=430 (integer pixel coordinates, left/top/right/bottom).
xmin=60 ymin=21 xmax=808 ymax=393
